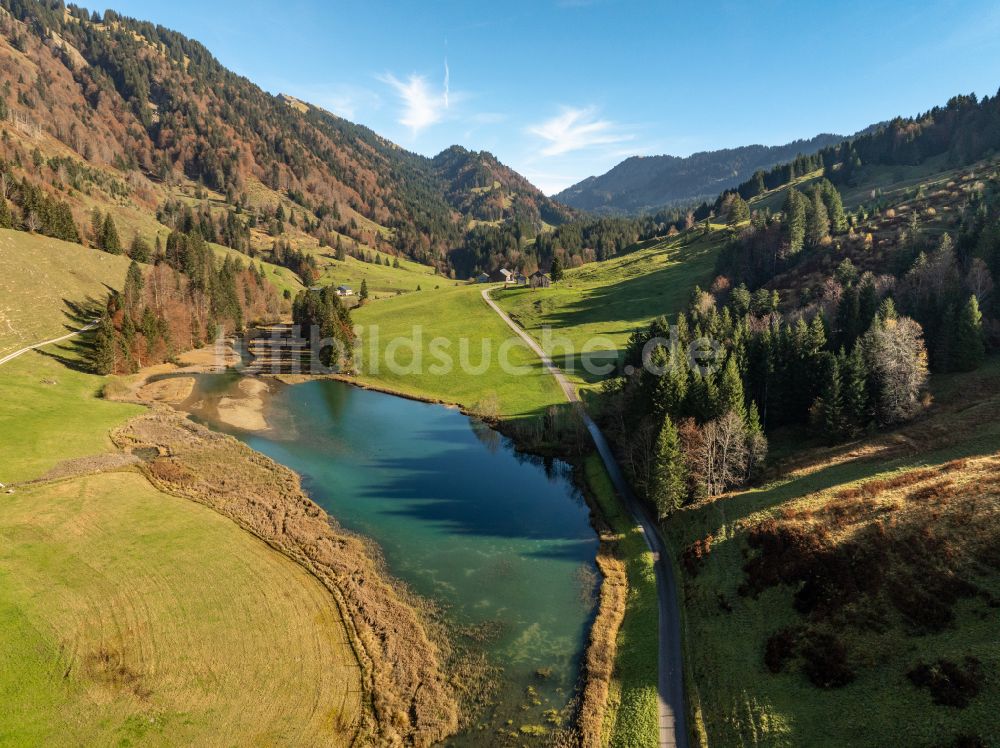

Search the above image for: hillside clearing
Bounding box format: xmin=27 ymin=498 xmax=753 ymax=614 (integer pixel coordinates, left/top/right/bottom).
xmin=665 ymin=357 xmax=1000 ymax=747
xmin=0 ymin=230 xmax=132 ymax=357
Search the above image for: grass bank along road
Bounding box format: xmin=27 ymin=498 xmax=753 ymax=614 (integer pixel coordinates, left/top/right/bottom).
xmin=481 ymin=287 xmax=688 ymax=748
xmin=0 ymin=320 xmax=97 ymax=367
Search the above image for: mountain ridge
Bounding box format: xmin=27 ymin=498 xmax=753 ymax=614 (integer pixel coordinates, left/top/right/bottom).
xmin=556 ymin=133 xmax=845 ymax=214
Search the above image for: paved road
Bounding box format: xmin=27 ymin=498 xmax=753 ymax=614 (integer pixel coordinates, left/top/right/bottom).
xmin=481 ymin=288 xmax=688 ymax=748
xmin=0 ymin=321 xmax=98 ymax=367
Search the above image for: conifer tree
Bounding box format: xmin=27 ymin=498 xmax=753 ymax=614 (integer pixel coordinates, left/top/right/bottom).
xmin=550 ymin=255 xmax=564 ymax=282
xmin=877 ymin=297 xmax=898 ymax=322
xmin=0 ymin=196 xmax=11 ymax=229
xmin=815 ymin=353 xmax=846 ymax=442
xmin=130 ymin=233 xmax=151 ymax=263
xmin=952 ymin=294 xmax=985 ymax=371
xmin=648 ymin=414 xmax=687 ymax=518
xmin=783 ymin=189 xmax=807 ymax=254
xmin=807 ymin=188 xmax=830 ymax=246
xmin=728 ymin=194 xmax=750 ymax=225
xmin=123 ymin=261 xmax=144 ymax=321
xmin=719 ymin=356 xmax=746 ymax=421
xmin=842 ymin=344 xmax=870 ymax=435
xmin=820 ymin=179 xmax=848 ymax=233
xmin=656 ymin=346 xmax=689 ymax=418
xmin=359 ymin=278 xmax=369 ymax=302
xmin=92 ymin=310 xmax=117 ymax=375
xmin=100 ymin=213 xmax=121 ymax=254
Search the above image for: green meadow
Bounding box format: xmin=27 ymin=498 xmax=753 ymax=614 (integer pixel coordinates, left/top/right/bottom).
xmin=495 ymin=228 xmax=728 ymax=387
xmin=351 ymin=284 xmax=565 ymax=418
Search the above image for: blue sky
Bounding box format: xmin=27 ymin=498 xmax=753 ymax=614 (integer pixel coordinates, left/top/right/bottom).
xmin=107 ymin=0 xmax=1000 ymax=194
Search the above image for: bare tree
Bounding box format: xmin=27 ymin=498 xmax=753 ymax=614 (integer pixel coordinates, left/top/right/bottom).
xmin=966 ymin=258 xmax=994 ymax=301
xmin=863 ymin=316 xmax=929 ymax=426
xmin=687 ymin=410 xmax=749 ymax=497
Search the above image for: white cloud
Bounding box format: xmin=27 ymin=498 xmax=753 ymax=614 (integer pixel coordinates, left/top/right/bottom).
xmin=380 ymin=61 xmax=453 ymax=136
xmin=444 ymin=59 xmax=450 ymax=109
xmin=527 ymin=106 xmax=632 ymax=157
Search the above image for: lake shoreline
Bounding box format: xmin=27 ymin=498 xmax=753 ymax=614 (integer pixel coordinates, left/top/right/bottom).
xmin=109 ymin=350 xmax=460 ymax=745
xmin=120 ymin=336 xmax=622 ymax=745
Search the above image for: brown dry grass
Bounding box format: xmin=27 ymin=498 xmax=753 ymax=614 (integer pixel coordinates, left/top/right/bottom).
xmin=111 ymin=409 xmax=458 ymax=747
xmin=577 ymin=522 xmax=628 ymax=748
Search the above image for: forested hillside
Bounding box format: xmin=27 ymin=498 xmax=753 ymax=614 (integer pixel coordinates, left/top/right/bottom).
xmin=0 ymin=0 xmax=582 ymax=278
xmin=556 ymin=134 xmax=844 ymax=214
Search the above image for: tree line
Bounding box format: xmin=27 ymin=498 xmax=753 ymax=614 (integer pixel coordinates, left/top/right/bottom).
xmin=91 ymin=229 xmax=281 ymax=373
xmin=599 ymin=275 xmax=953 ymax=518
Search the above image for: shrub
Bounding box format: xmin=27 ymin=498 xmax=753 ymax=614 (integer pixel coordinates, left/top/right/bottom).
xmin=907 ymin=658 xmax=982 ymax=708
xmin=800 ymin=632 xmax=855 ymax=688
xmin=764 ymin=627 xmax=799 ymax=673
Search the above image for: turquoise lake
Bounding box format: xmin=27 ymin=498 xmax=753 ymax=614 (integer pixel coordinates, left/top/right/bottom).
xmin=192 ymin=376 xmax=600 ymax=740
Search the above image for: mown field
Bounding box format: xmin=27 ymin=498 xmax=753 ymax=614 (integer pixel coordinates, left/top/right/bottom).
xmin=351 ymin=284 xmax=565 ymax=418
xmin=496 ymin=227 xmax=728 ymax=387
xmin=0 ymin=229 xmax=133 ymax=357
xmin=0 ymin=344 xmax=365 ymax=745
xmin=0 ymin=471 xmax=361 ymax=747
xmin=665 ymin=358 xmax=1000 ymax=747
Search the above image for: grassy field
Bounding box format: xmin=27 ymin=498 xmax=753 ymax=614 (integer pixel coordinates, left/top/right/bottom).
xmin=663 ymin=358 xmax=1000 ymax=747
xmin=495 ymin=228 xmax=728 ymax=387
xmin=314 ymin=252 xmax=443 ymax=298
xmin=0 ymin=342 xmax=365 ymax=744
xmin=0 ymin=350 xmax=143 ymax=484
xmin=0 ymin=230 xmax=133 ymax=357
xmin=351 ymin=284 xmax=565 ymax=418
xmin=585 ymin=456 xmax=659 ymax=748
xmin=0 ymin=471 xmax=361 ymax=746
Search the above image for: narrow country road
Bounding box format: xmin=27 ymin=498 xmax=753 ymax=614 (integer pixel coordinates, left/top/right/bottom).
xmin=481 ymin=288 xmax=688 ymax=748
xmin=0 ymin=320 xmax=98 ymax=367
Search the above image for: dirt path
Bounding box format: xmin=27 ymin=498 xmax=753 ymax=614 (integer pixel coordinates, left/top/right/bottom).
xmin=481 ymin=287 xmax=688 ymax=748
xmin=0 ymin=320 xmax=97 ymax=367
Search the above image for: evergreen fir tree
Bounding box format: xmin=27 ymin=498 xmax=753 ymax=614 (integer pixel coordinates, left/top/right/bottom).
xmin=820 ymin=180 xmax=848 ymax=233
xmin=783 ymin=189 xmax=807 ymax=254
xmin=359 ymin=278 xmax=369 ymax=302
xmin=92 ymin=310 xmax=117 ymax=375
xmin=815 ymin=352 xmax=846 ymax=442
xmin=550 ymin=255 xmax=564 ymax=282
xmin=842 ymin=344 xmax=870 ymax=435
xmin=0 ymin=196 xmax=11 ymax=229
xmin=100 ymin=213 xmax=121 ymax=254
xmin=123 ymin=261 xmax=144 ymax=321
xmin=728 ymin=194 xmax=750 ymax=225
xmin=952 ymin=294 xmax=985 ymax=371
xmin=718 ymin=356 xmax=746 ymax=421
xmin=648 ymin=414 xmax=687 ymax=518
xmin=807 ymin=189 xmax=830 ymax=246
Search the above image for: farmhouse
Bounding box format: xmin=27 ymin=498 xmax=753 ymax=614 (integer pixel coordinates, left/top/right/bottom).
xmin=475 ymin=272 xmax=490 ymax=283
xmin=512 ymin=272 xmax=529 ymax=286
xmin=530 ymin=271 xmax=551 ymax=289
xmin=336 ymin=285 xmax=354 ymax=297
xmin=488 ymin=268 xmax=514 ymax=283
